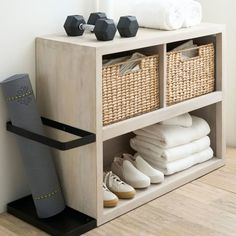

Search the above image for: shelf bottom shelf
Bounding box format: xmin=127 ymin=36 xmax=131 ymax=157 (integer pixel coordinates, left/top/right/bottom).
xmin=101 ymin=157 xmax=224 ymax=225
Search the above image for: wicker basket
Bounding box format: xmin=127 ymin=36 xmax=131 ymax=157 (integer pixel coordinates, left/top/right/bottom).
xmin=102 ymin=55 xmax=159 ymax=126
xmin=166 ymin=43 xmax=215 ymax=105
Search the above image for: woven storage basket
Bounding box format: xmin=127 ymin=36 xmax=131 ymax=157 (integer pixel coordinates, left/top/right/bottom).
xmin=102 ymin=55 xmax=159 ymax=126
xmin=166 ymin=43 xmax=215 ymax=105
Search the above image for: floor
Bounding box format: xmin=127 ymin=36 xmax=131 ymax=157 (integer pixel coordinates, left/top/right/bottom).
xmin=0 ymin=148 xmax=236 ymax=236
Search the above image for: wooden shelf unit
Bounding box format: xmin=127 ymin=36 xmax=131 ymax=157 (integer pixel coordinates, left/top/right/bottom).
xmin=36 ymin=23 xmax=226 ymax=226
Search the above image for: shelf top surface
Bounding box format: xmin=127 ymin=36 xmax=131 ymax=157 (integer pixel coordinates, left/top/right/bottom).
xmin=37 ymin=23 xmax=225 ymax=55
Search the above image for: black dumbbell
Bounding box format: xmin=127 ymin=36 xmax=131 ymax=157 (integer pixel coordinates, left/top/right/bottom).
xmin=117 ymin=16 xmax=139 ymax=38
xmin=64 ymin=14 xmax=117 ymax=41
xmin=64 ymin=12 xmax=107 ymax=36
xmin=87 ymin=12 xmax=107 ymax=32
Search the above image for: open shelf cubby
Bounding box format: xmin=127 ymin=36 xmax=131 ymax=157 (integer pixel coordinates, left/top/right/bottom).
xmin=36 ymin=23 xmax=226 ymax=226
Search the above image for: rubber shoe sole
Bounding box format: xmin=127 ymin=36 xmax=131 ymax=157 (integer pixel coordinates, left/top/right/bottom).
xmin=104 ymin=198 xmax=118 ymax=208
xmin=113 ymin=190 xmax=136 ymax=199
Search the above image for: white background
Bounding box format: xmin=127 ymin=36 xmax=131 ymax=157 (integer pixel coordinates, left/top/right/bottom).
xmin=0 ymin=0 xmax=234 ymax=213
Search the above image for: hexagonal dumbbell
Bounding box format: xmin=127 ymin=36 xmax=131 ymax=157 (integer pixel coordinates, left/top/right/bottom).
xmin=93 ymin=19 xmax=117 ymax=41
xmin=117 ymin=16 xmax=139 ymax=38
xmin=64 ymin=14 xmax=117 ymax=41
xmin=64 ymin=12 xmax=107 ymax=36
xmin=87 ymin=12 xmax=107 ymax=32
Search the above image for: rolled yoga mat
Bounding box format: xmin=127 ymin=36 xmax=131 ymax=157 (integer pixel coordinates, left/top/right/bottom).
xmin=1 ymin=74 xmax=65 ymax=218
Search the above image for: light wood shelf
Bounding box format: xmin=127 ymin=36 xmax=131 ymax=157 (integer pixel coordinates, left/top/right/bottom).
xmin=40 ymin=23 xmax=224 ymax=55
xmin=36 ymin=23 xmax=226 ymax=226
xmin=103 ymin=91 xmax=223 ymax=141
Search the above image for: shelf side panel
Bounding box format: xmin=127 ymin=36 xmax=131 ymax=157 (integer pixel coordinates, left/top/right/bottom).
xmin=215 ymin=32 xmax=226 ymax=159
xmin=36 ymin=39 xmax=98 ymax=219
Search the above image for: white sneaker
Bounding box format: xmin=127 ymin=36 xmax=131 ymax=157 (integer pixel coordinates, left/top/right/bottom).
xmin=103 ymin=183 xmax=118 ymax=208
xmin=104 ymin=171 xmax=136 ymax=199
xmin=124 ymin=153 xmax=164 ymax=184
xmin=111 ymin=155 xmax=150 ymax=189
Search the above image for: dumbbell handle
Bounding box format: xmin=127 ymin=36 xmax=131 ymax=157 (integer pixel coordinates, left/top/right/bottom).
xmin=79 ymin=23 xmax=95 ymax=32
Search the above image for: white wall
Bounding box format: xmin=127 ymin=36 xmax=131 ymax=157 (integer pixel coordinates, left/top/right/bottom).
xmin=198 ymin=0 xmax=236 ymax=146
xmin=0 ymin=0 xmax=95 ymax=213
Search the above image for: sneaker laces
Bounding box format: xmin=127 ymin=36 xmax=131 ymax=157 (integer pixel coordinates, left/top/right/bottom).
xmin=103 ymin=183 xmax=109 ymax=191
xmin=104 ymin=171 xmax=125 ymax=187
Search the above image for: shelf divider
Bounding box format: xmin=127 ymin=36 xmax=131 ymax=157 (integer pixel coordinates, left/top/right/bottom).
xmin=159 ymin=44 xmax=167 ymax=108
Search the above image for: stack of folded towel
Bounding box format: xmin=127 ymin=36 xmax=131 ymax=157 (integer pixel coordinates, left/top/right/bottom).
xmin=130 ymin=113 xmax=214 ymax=175
xmin=99 ymin=0 xmax=202 ymax=31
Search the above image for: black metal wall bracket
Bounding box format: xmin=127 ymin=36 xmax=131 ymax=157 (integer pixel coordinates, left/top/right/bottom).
xmin=6 ymin=117 xmax=96 ymax=151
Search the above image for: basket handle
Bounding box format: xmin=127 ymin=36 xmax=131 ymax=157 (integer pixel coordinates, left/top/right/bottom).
xmin=118 ymin=59 xmax=143 ymax=76
xmin=179 ymin=47 xmax=202 ymax=61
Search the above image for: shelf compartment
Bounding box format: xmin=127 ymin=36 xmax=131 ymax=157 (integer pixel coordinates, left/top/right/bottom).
xmin=166 ymin=44 xmax=215 ymax=106
xmin=103 ymin=91 xmax=222 ymax=141
xmin=102 ymin=54 xmax=160 ymax=126
xmin=101 ymin=157 xmax=224 ymax=225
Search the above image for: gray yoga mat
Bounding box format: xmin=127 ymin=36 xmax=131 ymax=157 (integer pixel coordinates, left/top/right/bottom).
xmin=1 ymin=74 xmax=65 ymax=218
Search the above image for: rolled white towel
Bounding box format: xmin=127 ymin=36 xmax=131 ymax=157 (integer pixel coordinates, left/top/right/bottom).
xmin=134 ymin=116 xmax=210 ymax=148
xmin=100 ymin=0 xmax=184 ymax=30
xmin=179 ymin=0 xmax=202 ymax=27
xmin=159 ymin=113 xmax=192 ymax=127
xmin=141 ymin=147 xmax=214 ymax=175
xmin=99 ymin=0 xmax=202 ymax=30
xmin=130 ymin=136 xmax=211 ymax=163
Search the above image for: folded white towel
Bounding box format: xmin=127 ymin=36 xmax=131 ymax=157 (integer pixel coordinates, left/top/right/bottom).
xmin=104 ymin=0 xmax=185 ymax=30
xmin=134 ymin=116 xmax=210 ymax=148
xmin=140 ymin=147 xmax=213 ymax=175
xmin=159 ymin=113 xmax=192 ymax=127
xmin=130 ymin=136 xmax=211 ymax=163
